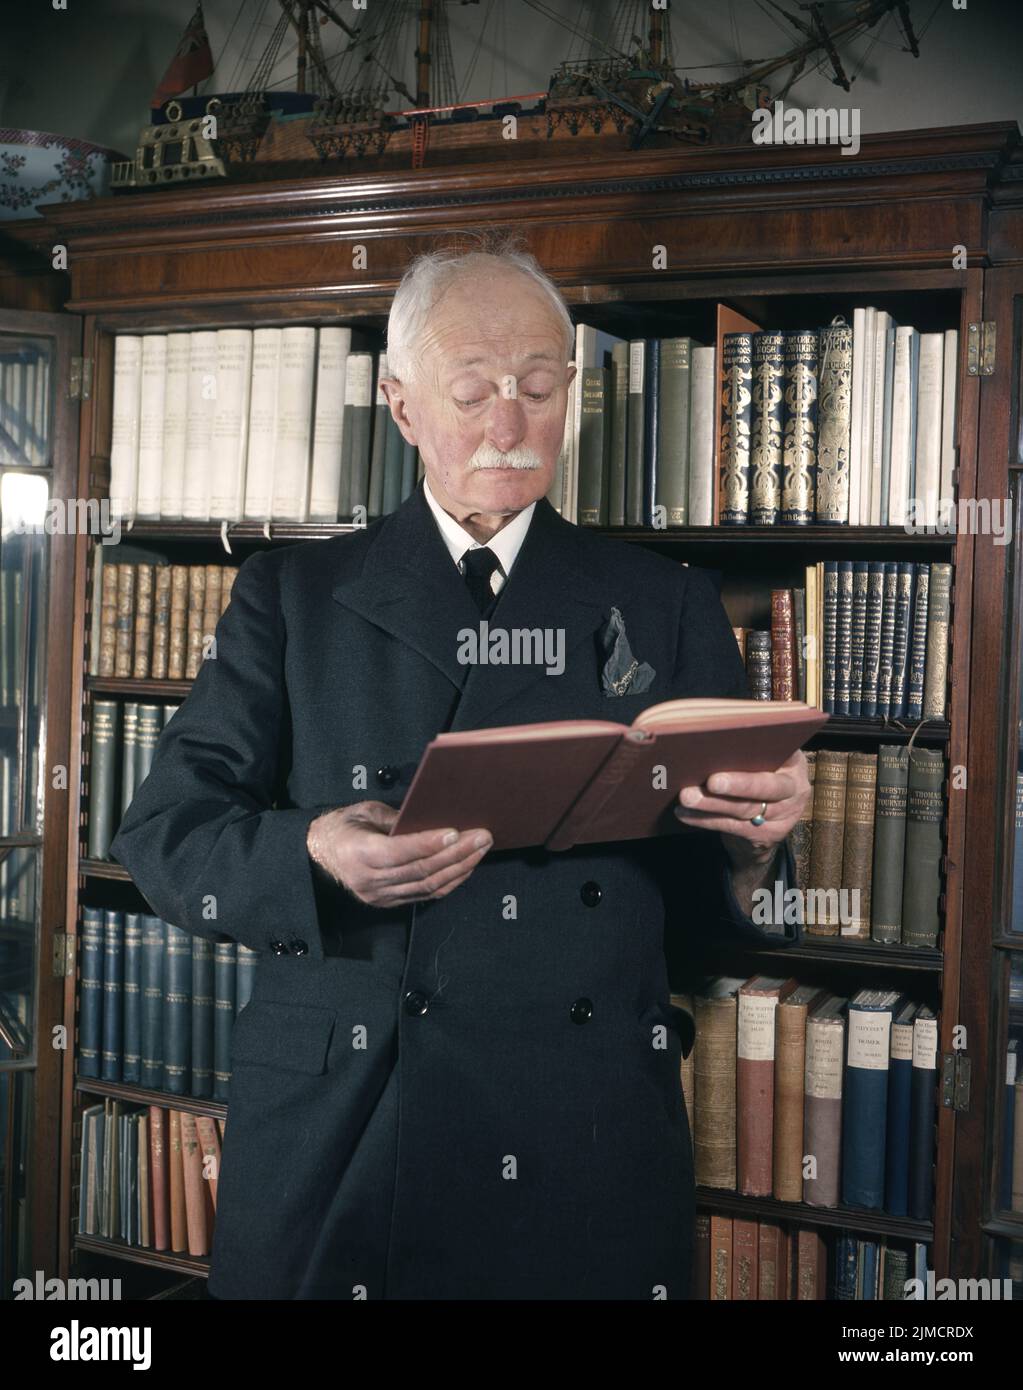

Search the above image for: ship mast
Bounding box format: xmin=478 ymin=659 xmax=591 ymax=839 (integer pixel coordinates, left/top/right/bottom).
xmin=416 ymin=0 xmax=434 ymax=108
xmin=648 ymin=7 xmax=663 ymax=68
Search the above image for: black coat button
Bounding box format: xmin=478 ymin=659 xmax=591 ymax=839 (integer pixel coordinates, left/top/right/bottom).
xmin=403 ymin=990 xmax=429 ymax=1016
xmin=269 ymin=939 xmax=289 ymax=956
xmin=290 ymin=938 xmax=309 ymax=956
xmin=376 ymin=765 xmax=400 ymax=788
xmin=580 ymin=881 xmax=602 ymax=907
xmin=570 ymin=997 xmax=593 ymax=1024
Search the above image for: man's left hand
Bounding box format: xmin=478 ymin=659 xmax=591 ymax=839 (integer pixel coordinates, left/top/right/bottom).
xmin=675 ymin=748 xmax=812 ymax=872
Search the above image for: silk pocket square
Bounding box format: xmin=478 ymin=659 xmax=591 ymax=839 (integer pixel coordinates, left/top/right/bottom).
xmin=600 ymin=606 xmax=655 ymax=696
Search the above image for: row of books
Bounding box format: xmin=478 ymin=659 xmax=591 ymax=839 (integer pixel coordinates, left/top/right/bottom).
xmin=108 ymin=330 xmax=422 ymax=524
xmin=78 ymin=909 xmax=255 ymax=1101
xmin=675 ymin=981 xmax=937 ymax=1217
xmin=789 ymin=748 xmax=944 ymax=948
xmin=86 ymin=701 xmax=180 ymax=862
xmin=694 ymin=1216 xmax=929 ymax=1301
xmin=718 ymin=315 xmax=958 ymax=527
xmin=0 ymin=346 xmax=50 ymax=469
xmin=739 ymin=562 xmax=951 ymax=720
xmin=77 ymin=1098 xmax=222 ymax=1257
xmin=93 ymin=560 xmax=238 ymax=681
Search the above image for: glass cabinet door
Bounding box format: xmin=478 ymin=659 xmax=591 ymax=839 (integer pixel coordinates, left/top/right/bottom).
xmin=0 ymin=312 xmax=78 ymax=1292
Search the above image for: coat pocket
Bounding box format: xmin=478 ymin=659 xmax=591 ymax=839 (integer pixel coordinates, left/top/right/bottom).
xmin=230 ymin=1000 xmax=337 ymax=1075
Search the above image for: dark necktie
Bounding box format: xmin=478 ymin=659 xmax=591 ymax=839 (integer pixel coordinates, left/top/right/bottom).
xmin=461 ymin=546 xmax=502 ymax=614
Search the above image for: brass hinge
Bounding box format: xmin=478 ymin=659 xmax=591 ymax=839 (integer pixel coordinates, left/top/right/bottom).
xmin=941 ymin=1051 xmax=971 ymax=1111
xmin=68 ymin=356 xmax=93 ymax=400
xmin=966 ymin=322 xmax=995 ymax=377
xmin=52 ymin=931 xmax=75 ymax=979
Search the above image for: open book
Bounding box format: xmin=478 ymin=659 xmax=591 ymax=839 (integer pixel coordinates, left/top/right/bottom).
xmin=391 ymin=698 xmax=827 ymax=852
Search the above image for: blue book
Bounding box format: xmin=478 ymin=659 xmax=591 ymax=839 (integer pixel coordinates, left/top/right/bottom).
xmin=860 ymin=561 xmax=885 ymax=717
xmin=908 ymin=1005 xmax=938 ymax=1220
xmin=191 ymin=938 xmax=214 ymax=1099
xmin=847 ymin=560 xmax=869 ymax=716
xmin=888 ymin=561 xmax=916 ymax=719
xmin=140 ymin=915 xmax=165 ymax=1090
xmin=834 ymin=1233 xmax=859 ymax=1299
xmin=642 ymin=337 xmax=660 ymax=527
xmin=101 ymin=910 xmax=124 ymax=1083
xmin=834 ymin=560 xmax=854 ymax=715
xmin=823 ymin=560 xmax=839 ymax=713
xmin=214 ymin=940 xmax=237 ymax=1103
xmin=858 ymin=1239 xmax=879 ymax=1298
xmin=842 ymin=988 xmax=905 ymax=1209
xmin=77 ymin=907 xmax=105 ymax=1079
xmin=122 ymin=913 xmax=142 ymax=1085
xmin=163 ymin=922 xmax=192 ymax=1096
xmin=884 ymin=1001 xmax=918 ymax=1216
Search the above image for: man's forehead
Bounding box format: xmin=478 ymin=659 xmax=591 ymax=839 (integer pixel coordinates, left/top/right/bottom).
xmin=448 ymin=349 xmax=561 ymax=370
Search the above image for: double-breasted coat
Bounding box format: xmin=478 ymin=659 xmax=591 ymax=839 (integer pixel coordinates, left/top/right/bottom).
xmin=109 ymin=483 xmax=800 ymax=1300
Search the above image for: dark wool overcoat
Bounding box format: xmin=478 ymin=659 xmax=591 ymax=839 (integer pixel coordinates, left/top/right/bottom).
xmin=110 ymin=482 xmax=799 ymax=1301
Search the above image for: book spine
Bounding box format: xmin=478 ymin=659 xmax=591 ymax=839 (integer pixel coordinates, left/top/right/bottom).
xmin=773 ymin=1000 xmax=811 ymax=1203
xmin=191 ymin=939 xmax=214 ymax=1099
xmin=889 ymin=562 xmax=916 ymax=718
xmin=834 ymin=560 xmax=854 ymax=715
xmin=78 ymin=907 xmax=105 ymax=1079
xmin=150 ymin=566 xmax=171 ymax=680
xmin=367 ymin=353 xmax=389 ymax=520
xmin=822 ymin=561 xmax=838 ymax=713
xmin=750 ymin=331 xmax=784 ymax=525
xmin=161 ymin=333 xmax=191 ymax=518
xmin=923 ymin=562 xmax=952 ymax=721
xmin=870 ymin=745 xmax=910 ymax=943
xmin=114 ymin=564 xmax=135 ymax=678
xmin=210 ymin=328 xmax=253 ymax=522
xmin=86 ymin=699 xmax=120 ymax=860
xmin=815 ymin=319 xmax=853 ymax=524
xmin=745 ymin=630 xmax=772 ymax=700
xmin=656 ymin=337 xmax=692 ymax=526
xmin=905 ymin=563 xmax=931 ymax=721
xmin=847 ymin=561 xmax=869 ymax=716
xmin=885 ymin=1014 xmax=915 ymax=1217
xmin=163 ymin=924 xmax=193 ymax=1096
xmin=860 ymin=561 xmax=885 ymax=717
xmin=243 ymin=328 xmax=282 ymax=521
xmin=791 ymin=750 xmax=816 ymax=892
xmin=803 ymin=1020 xmax=844 ymax=1207
xmin=608 ymin=341 xmax=630 ymax=527
xmin=693 ymin=995 xmax=738 ymax=1191
xmin=625 ymin=340 xmax=646 ymax=526
xmin=688 ymin=346 xmax=716 ymax=526
xmin=120 ymin=700 xmax=138 ymax=816
xmin=770 ymin=589 xmax=795 ymax=700
xmin=876 ymin=561 xmax=899 ymax=718
xmin=136 ymin=335 xmax=168 ymax=520
xmin=214 ymin=941 xmax=237 ymax=1103
xmin=140 ymin=915 xmax=165 ymax=1091
xmin=343 ymin=353 xmax=374 ymax=517
xmin=842 ymin=1004 xmax=896 ymax=1209
xmin=908 ymin=1010 xmax=938 ymax=1219
xmin=792 ymin=587 xmax=806 ymax=701
xmin=841 ymin=752 xmax=877 ymax=939
xmin=122 ymin=913 xmax=142 ymax=1084
xmin=642 ymin=338 xmax=660 ymax=527
xmin=578 ymin=366 xmax=609 ymax=526
xmin=182 ymin=330 xmax=217 ymax=521
xmin=901 ymin=749 xmax=944 ymax=948
xmin=781 ymin=330 xmax=818 ymax=525
xmin=308 ymin=326 xmax=351 ymax=521
xmin=719 ymin=332 xmax=753 ymax=525
xmin=109 ymin=335 xmax=142 ymax=522
xmin=101 ymin=911 xmax=124 ymax=1082
xmin=806 ymin=750 xmax=849 ymax=936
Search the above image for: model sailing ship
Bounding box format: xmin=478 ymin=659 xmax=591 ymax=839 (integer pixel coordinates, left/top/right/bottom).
xmin=111 ymin=0 xmax=922 ymax=190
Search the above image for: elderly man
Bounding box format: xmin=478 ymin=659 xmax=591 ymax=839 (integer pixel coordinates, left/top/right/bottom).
xmin=110 ymin=244 xmax=810 ymax=1301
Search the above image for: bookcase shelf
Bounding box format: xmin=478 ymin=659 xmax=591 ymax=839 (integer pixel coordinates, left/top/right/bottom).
xmin=2 ymin=119 xmax=1014 ymax=1299
xmin=694 ymin=1188 xmax=934 ymax=1243
xmin=74 ymin=1076 xmax=227 ymax=1121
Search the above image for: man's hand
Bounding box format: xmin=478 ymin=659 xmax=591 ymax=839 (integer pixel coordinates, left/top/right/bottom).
xmin=675 ymin=750 xmax=812 ymax=911
xmin=307 ymin=801 xmax=493 ymax=908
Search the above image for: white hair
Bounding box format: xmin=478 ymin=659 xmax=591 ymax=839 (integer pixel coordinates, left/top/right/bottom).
xmin=385 ymin=242 xmax=575 ymax=384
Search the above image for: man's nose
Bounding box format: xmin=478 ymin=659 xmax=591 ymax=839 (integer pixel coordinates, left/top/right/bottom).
xmin=484 ymin=396 xmax=527 ymax=454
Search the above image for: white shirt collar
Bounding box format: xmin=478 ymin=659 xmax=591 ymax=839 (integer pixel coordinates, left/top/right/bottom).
xmin=423 ymin=476 xmax=535 ymax=581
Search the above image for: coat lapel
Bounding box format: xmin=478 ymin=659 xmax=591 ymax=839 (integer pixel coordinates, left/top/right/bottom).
xmin=332 ymin=483 xmax=609 ymax=731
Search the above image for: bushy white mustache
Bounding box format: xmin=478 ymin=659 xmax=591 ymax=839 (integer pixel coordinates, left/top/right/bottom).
xmin=466 ymin=441 xmax=544 ymax=471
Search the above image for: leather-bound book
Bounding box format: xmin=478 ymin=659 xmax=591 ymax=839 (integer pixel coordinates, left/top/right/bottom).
xmin=132 ymin=563 xmax=153 ymax=678
xmin=184 ymin=565 xmax=206 ymax=679
xmin=908 ymin=1006 xmax=939 ymax=1221
xmin=796 ymin=1228 xmax=828 ymax=1299
xmin=902 ymin=749 xmax=944 ymax=948
xmin=841 ymin=751 xmax=877 ymax=940
xmin=719 ymin=331 xmax=754 ymax=524
xmin=180 ymin=1112 xmax=210 ymax=1256
xmin=167 ymin=565 xmax=189 ymax=680
xmin=758 ymin=1222 xmax=789 ymax=1299
xmin=860 ymin=560 xmax=885 ymax=716
xmin=842 ymin=988 xmax=905 ymax=1209
xmin=888 ymin=561 xmax=915 ymax=718
xmin=119 ymin=701 xmax=138 ymax=817
xmin=578 ymin=366 xmax=609 ymax=527
xmin=168 ymin=1110 xmax=187 ymax=1253
xmin=101 ymin=910 xmax=124 ymax=1083
xmin=884 ymin=1000 xmax=918 ymax=1218
xmin=871 ymin=745 xmax=910 ymax=943
xmin=694 ymin=1214 xmax=711 ymax=1300
xmin=791 ymin=749 xmax=816 ymax=892
xmin=219 ymin=565 xmax=238 ymax=614
xmin=138 ymin=1113 xmax=150 ymax=1248
xmin=806 ymin=750 xmax=849 ymax=935
xmin=834 ymin=560 xmax=854 ymax=714
xmin=77 ymin=906 xmax=104 ymax=1079
xmin=163 ymin=923 xmax=192 ymax=1096
xmin=98 ymin=560 xmax=119 ymax=677
xmin=201 ymin=563 xmax=222 ymax=665
xmin=774 ymin=985 xmax=828 ymax=1202
xmin=881 ymin=1245 xmax=911 ymax=1300
xmin=114 ymin=563 xmax=136 ymax=677
xmin=140 ymin=914 xmax=165 ymax=1091
xmin=737 ymin=976 xmax=799 ymax=1196
xmin=135 ymin=704 xmax=162 ymax=792
xmin=803 ymin=994 xmax=847 ymax=1208
xmin=122 ymin=913 xmax=142 ymax=1086
xmin=625 ymin=339 xmax=646 ymax=527
xmin=694 ymin=978 xmax=744 ymax=1189
xmin=847 ymin=561 xmax=869 ymax=715
xmin=905 ymin=563 xmax=930 ymax=721
xmin=834 ymin=1234 xmax=858 ymax=1299
xmin=781 ymin=329 xmax=818 ymax=525
xmin=731 ymin=1218 xmax=759 ymax=1299
xmin=150 ymin=565 xmax=171 ymax=679
xmin=793 ymin=587 xmax=806 ymax=701
xmin=922 ymin=562 xmax=952 ymax=720
xmin=86 ymin=699 xmax=120 ymax=860
xmin=709 ymin=1214 xmax=734 ymax=1300
xmin=750 ymin=331 xmax=785 ymax=525
xmin=822 ymin=560 xmax=838 ymax=712
xmin=745 ymin=630 xmax=772 ymax=700
xmin=815 ymin=317 xmax=853 ymax=524
xmin=876 ymin=561 xmax=899 ymax=717
xmin=191 ymin=938 xmax=214 ymax=1099
xmin=732 ymin=626 xmax=747 ymax=662
xmin=148 ymin=1105 xmax=168 ymax=1251
xmin=656 ymin=338 xmax=695 ymax=527
xmin=213 ymin=940 xmax=237 ymax=1103
xmin=196 ymin=1116 xmax=222 ymax=1213
xmin=770 ymin=589 xmax=796 ymax=699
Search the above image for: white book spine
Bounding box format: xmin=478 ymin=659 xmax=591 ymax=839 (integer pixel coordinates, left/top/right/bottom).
xmin=850 ymin=307 xmax=866 ymax=528
xmin=939 ymin=329 xmax=958 ymax=519
xmin=136 ymin=335 xmax=168 ymax=520
xmin=853 ymin=307 xmax=875 ymax=526
xmin=688 ymin=346 xmax=716 ymax=525
xmin=160 ymin=333 xmax=191 ymax=518
xmin=182 ymin=330 xmax=218 ymax=520
xmin=869 ymin=311 xmax=890 ymax=526
xmin=308 ymin=326 xmax=352 ymax=521
xmin=271 ymin=326 xmax=317 ymax=522
xmin=243 ymin=328 xmax=283 ymax=521
xmin=109 ymin=335 xmax=143 ymax=523
xmin=209 ymin=329 xmax=253 ymax=521
xmin=888 ymin=327 xmax=914 ymax=527
xmin=914 ymin=333 xmax=944 ymax=527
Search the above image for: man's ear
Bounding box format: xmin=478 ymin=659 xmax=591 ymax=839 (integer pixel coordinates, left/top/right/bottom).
xmin=565 ymin=362 xmax=577 ymax=389
xmin=379 ymin=378 xmax=419 ymax=447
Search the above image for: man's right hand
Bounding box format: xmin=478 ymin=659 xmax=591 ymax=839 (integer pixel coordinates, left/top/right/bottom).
xmin=306 ymin=801 xmax=493 ymax=908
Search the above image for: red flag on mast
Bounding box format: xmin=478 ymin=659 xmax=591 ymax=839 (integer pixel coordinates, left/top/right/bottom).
xmin=151 ymin=2 xmax=215 ymax=107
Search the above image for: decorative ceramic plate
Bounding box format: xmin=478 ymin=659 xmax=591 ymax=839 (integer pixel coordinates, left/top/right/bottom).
xmin=0 ymin=128 xmax=125 ymax=221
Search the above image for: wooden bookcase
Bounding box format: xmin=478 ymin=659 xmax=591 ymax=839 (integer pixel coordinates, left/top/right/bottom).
xmin=2 ymin=119 xmax=1021 ymax=1296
